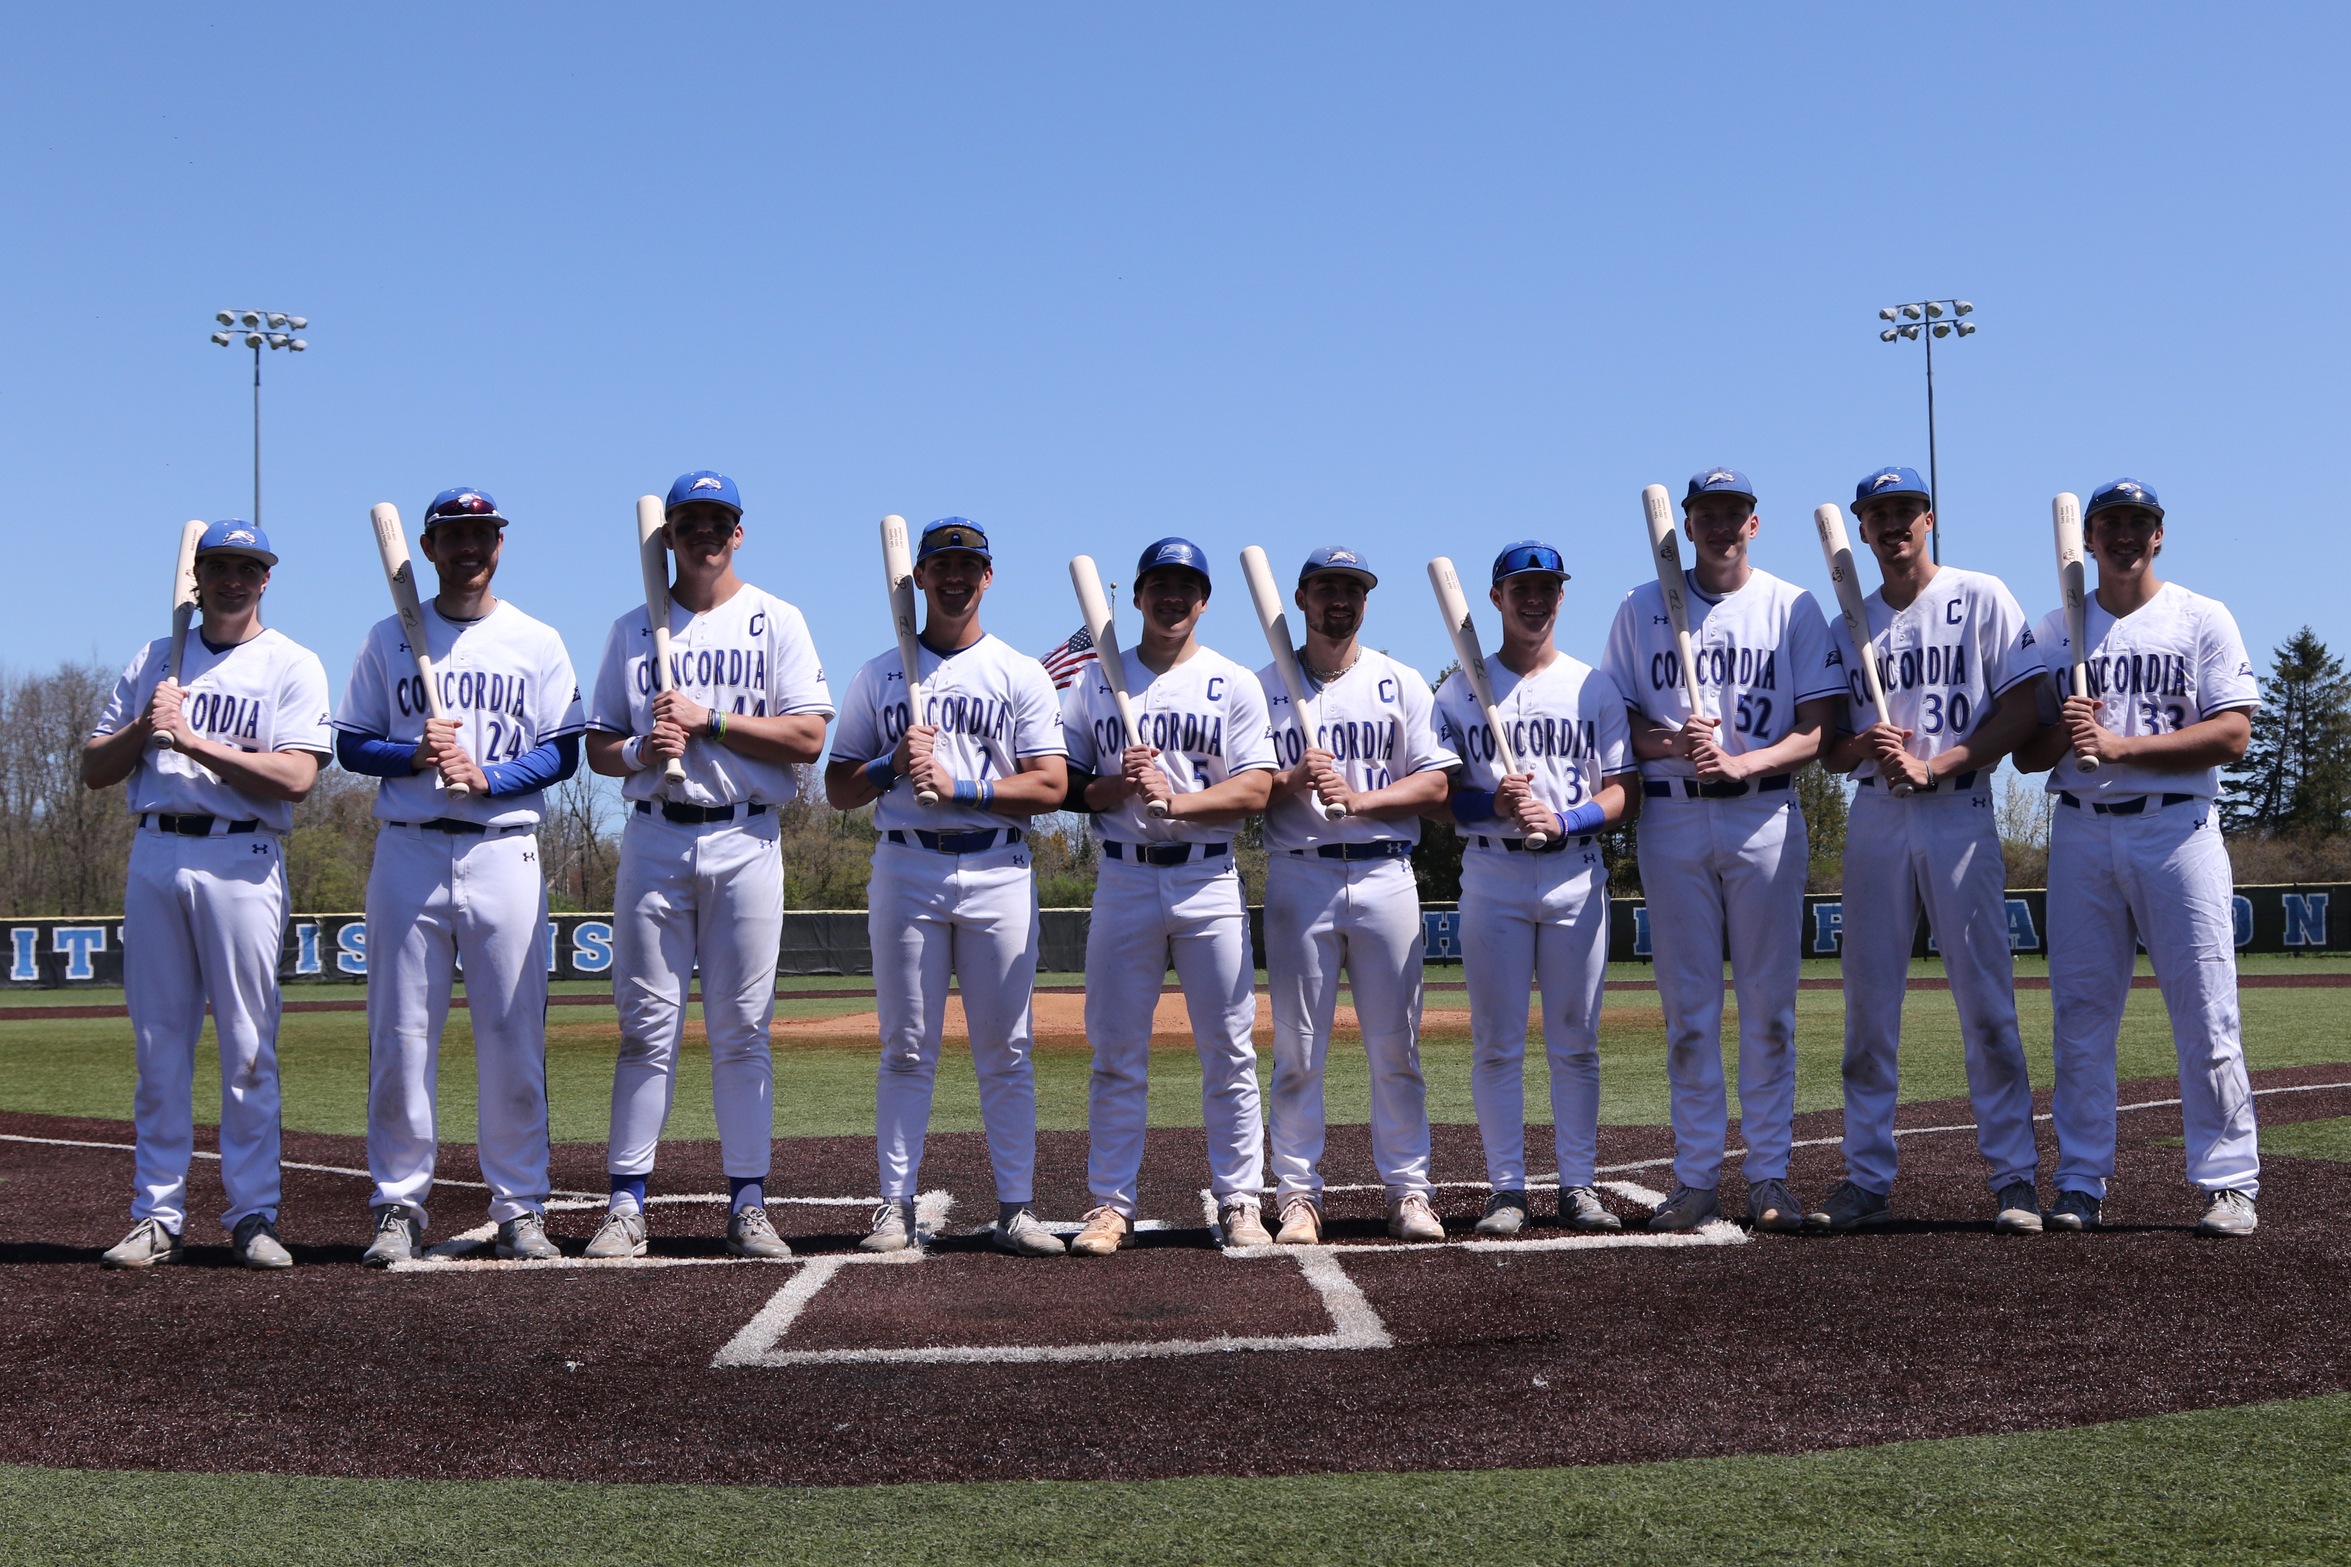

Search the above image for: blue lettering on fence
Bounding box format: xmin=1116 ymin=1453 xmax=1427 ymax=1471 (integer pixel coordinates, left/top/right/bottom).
xmin=2005 ymin=898 xmax=2040 ymax=952
xmin=9 ymin=927 xmax=36 ymax=981
xmin=1812 ymin=902 xmax=1844 ymax=954
xmin=336 ymin=922 xmax=368 ymax=976
xmin=2284 ymin=893 xmax=2329 ymax=948
xmin=294 ymin=922 xmax=321 ymax=976
xmin=572 ymin=921 xmax=614 ymax=974
xmin=2233 ymin=895 xmax=2254 ymax=948
xmin=52 ymin=925 xmax=106 ymax=981
xmin=1633 ymin=906 xmax=1652 ymax=959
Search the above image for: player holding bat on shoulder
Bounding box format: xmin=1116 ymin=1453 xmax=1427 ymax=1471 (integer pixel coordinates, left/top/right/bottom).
xmin=2013 ymin=478 xmax=2261 ymax=1237
xmin=1430 ymin=541 xmax=1638 ymax=1238
xmin=824 ymin=517 xmax=1071 ymax=1258
xmin=1811 ymin=466 xmax=2043 ymax=1236
xmin=1598 ymin=470 xmax=1843 ymax=1235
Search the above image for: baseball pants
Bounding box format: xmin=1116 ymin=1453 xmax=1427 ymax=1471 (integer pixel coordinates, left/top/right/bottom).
xmin=1839 ymin=789 xmax=2038 ymax=1195
xmin=363 ymin=824 xmax=552 ymax=1230
xmin=607 ymin=810 xmax=784 ymax=1182
xmin=1263 ymin=852 xmax=1432 ymax=1203
xmin=2048 ymin=798 xmax=2258 ymax=1198
xmin=1083 ymin=853 xmax=1265 ymax=1217
xmin=122 ymin=827 xmax=288 ymax=1234
xmin=1636 ymin=793 xmax=1806 ymax=1191
xmin=869 ymin=837 xmax=1041 ymax=1204
xmin=1459 ymin=839 xmax=1610 ymax=1192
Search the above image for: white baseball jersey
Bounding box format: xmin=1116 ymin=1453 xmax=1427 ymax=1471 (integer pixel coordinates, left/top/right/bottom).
xmin=335 ymin=601 xmax=585 ymax=827
xmin=1600 ymin=568 xmax=1844 ymax=781
xmin=1062 ymin=645 xmax=1277 ymax=844
xmin=834 ymin=633 xmax=1068 ymax=835
xmin=1432 ymin=653 xmax=1634 ymax=832
xmin=94 ymin=630 xmax=332 ymax=835
xmin=2031 ymin=582 xmax=2258 ymax=802
xmin=590 ymin=584 xmax=833 ymax=806
xmin=1826 ymin=566 xmax=2038 ymax=789
xmin=1255 ymin=648 xmax=1458 ymax=853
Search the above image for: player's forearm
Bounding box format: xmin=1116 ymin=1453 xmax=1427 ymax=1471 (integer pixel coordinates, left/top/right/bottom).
xmin=980 ymin=759 xmax=1069 ymax=816
xmin=823 ymin=758 xmax=881 ymax=810
xmin=584 ymin=731 xmax=634 ymax=778
xmin=1824 ymin=731 xmax=1874 ymax=774
xmin=2104 ymin=711 xmax=2252 ymax=773
xmin=1930 ymin=688 xmax=2038 ymax=779
xmin=1732 ymin=720 xmax=1830 ymax=776
xmin=709 ymin=712 xmax=828 ymax=766
xmin=179 ymin=741 xmax=320 ymax=803
xmin=1165 ymin=769 xmax=1273 ymax=823
xmin=1596 ymin=775 xmax=1639 ymax=828
xmin=1349 ymin=768 xmax=1452 ymax=821
xmin=1626 ymin=713 xmax=1686 ymax=761
xmin=1266 ymin=763 xmax=1317 ymax=802
xmin=2011 ymin=719 xmax=2069 ymax=774
xmin=81 ymin=725 xmax=149 ymax=790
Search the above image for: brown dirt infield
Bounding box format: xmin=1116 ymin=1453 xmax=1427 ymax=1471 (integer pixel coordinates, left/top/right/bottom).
xmin=4 ymin=1067 xmax=2349 ymax=1488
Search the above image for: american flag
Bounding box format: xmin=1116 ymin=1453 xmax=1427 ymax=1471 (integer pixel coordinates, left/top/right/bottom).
xmin=1038 ymin=625 xmax=1098 ymax=690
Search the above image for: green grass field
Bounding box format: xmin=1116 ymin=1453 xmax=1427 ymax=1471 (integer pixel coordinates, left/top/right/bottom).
xmin=4 ymin=1394 xmax=2345 ymax=1566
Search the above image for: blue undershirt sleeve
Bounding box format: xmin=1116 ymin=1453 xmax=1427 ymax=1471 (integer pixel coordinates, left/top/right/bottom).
xmin=337 ymin=731 xmax=417 ymax=778
xmin=481 ymin=732 xmax=580 ymax=797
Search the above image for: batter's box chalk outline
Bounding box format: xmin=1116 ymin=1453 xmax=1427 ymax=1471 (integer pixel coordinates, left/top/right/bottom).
xmin=710 ymin=1248 xmax=1393 ymax=1368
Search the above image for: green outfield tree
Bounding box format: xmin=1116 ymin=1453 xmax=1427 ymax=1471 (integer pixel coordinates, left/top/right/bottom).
xmin=2224 ymin=627 xmax=2350 ymax=837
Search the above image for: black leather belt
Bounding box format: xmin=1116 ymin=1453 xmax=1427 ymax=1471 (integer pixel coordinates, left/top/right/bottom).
xmin=1473 ymin=834 xmax=1587 ymax=854
xmin=1643 ymin=774 xmax=1791 ymax=800
xmin=1287 ymin=841 xmax=1412 ymax=861
xmin=887 ymin=827 xmax=1024 ymax=854
xmin=1858 ymin=769 xmax=1978 ymax=793
xmin=143 ymin=813 xmax=260 ymax=836
xmin=400 ymin=818 xmax=486 ymax=834
xmin=636 ymin=800 xmax=770 ymax=824
xmin=1103 ymin=840 xmax=1227 ymax=866
xmin=2059 ymin=791 xmax=2196 ymax=816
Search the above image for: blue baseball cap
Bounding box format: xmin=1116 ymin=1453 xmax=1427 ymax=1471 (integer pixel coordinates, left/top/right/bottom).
xmin=1683 ymin=467 xmax=1756 ymax=509
xmin=194 ymin=519 xmax=277 ymax=566
xmin=1491 ymin=540 xmax=1569 ymax=585
xmin=423 ymin=486 xmax=508 ymax=529
xmin=916 ymin=516 xmax=991 ymax=564
xmin=1853 ymin=466 xmax=1931 ymax=511
xmin=1135 ymin=537 xmax=1212 ymax=592
xmin=665 ymin=471 xmax=743 ymax=517
xmin=2085 ymin=477 xmax=2163 ymax=521
xmin=1298 ymin=545 xmax=1376 ymax=590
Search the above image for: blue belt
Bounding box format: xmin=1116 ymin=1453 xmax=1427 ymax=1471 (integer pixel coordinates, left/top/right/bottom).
xmin=1286 ymin=841 xmax=1412 ymax=861
xmin=2059 ymin=791 xmax=2195 ymax=816
xmin=886 ymin=827 xmax=1023 ymax=854
xmin=1103 ymin=840 xmax=1227 ymax=866
xmin=1644 ymin=774 xmax=1790 ymax=800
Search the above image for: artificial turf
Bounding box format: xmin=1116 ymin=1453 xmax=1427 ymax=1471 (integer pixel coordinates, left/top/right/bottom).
xmin=2 ymin=1393 xmax=2344 ymax=1566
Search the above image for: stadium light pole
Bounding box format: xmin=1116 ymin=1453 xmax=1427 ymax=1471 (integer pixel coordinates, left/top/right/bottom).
xmin=1876 ymin=299 xmax=1975 ymax=564
xmin=208 ymin=309 xmax=310 ymax=528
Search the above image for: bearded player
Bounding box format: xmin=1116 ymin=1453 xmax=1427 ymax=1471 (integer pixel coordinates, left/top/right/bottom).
xmin=583 ymin=472 xmax=832 ymax=1261
xmin=84 ymin=521 xmax=331 ymax=1270
xmin=1810 ymin=466 xmax=2043 ymax=1233
xmin=2015 ymin=478 xmax=2260 ymax=1237
xmin=1435 ymin=541 xmax=1639 ymax=1237
xmin=1062 ymin=540 xmax=1277 ymax=1256
xmin=825 ymin=518 xmax=1069 ymax=1258
xmin=335 ymin=487 xmax=585 ymax=1266
xmin=1256 ymin=548 xmax=1457 ymax=1246
xmin=1598 ymin=469 xmax=1843 ymax=1233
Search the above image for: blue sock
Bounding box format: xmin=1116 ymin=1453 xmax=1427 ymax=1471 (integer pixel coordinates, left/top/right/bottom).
xmin=609 ymin=1174 xmax=647 ymax=1212
xmin=729 ymin=1176 xmax=765 ymax=1212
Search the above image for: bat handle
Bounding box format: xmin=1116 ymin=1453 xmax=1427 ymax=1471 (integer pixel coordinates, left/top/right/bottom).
xmin=1323 ymin=801 xmax=1349 ymax=822
xmin=662 ymin=757 xmax=687 ymax=785
xmin=1524 ymin=831 xmax=1549 ymax=851
xmin=915 ymin=786 xmax=941 ymax=806
xmin=2076 ymin=753 xmax=2102 ymax=773
xmin=1146 ymin=799 xmax=1172 ymax=819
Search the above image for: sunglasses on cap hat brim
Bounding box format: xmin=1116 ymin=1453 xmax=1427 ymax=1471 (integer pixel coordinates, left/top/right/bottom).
xmin=424 ymin=495 xmax=508 ymax=527
xmin=1492 ymin=545 xmax=1569 ymax=584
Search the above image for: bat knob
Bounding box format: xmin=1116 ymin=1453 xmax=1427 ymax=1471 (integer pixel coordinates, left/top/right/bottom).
xmin=915 ymin=787 xmax=941 ymax=806
xmin=1323 ymin=801 xmax=1349 ymax=822
xmin=2077 ymin=755 xmax=2102 ymax=773
xmin=1146 ymin=800 xmax=1172 ymax=819
xmin=1522 ymin=832 xmax=1549 ymax=851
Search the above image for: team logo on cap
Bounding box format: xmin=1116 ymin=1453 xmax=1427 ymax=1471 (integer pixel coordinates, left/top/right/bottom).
xmin=690 ymin=476 xmax=724 ymax=493
xmin=1703 ymin=469 xmax=1738 ymax=487
xmin=2114 ymin=482 xmax=2145 ymax=499
xmin=226 ymin=529 xmax=256 ymax=545
xmin=1869 ymin=471 xmax=1904 ymax=491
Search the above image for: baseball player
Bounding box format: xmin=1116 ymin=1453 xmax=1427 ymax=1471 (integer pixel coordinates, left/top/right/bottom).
xmin=334 ymin=488 xmax=585 ymax=1266
xmin=83 ymin=521 xmax=331 ymax=1270
xmin=2015 ymin=478 xmax=2260 ymax=1236
xmin=1063 ymin=539 xmax=1277 ymax=1255
xmin=1256 ymin=548 xmax=1456 ymax=1244
xmin=1598 ymin=469 xmax=1844 ymax=1233
xmin=1811 ymin=466 xmax=2044 ymax=1233
xmin=583 ymin=471 xmax=832 ymax=1260
xmin=824 ymin=518 xmax=1069 ymax=1257
xmin=1436 ymin=541 xmax=1639 ymax=1237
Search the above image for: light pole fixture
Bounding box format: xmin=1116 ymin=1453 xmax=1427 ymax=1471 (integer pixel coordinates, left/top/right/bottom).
xmin=1875 ymin=298 xmax=1975 ymax=563
xmin=208 ymin=309 xmax=310 ymax=529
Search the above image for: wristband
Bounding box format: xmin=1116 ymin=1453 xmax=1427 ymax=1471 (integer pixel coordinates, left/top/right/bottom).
xmin=1451 ymin=787 xmax=1497 ymax=824
xmin=1559 ymin=801 xmax=1606 ymax=837
xmin=711 ymin=710 xmax=728 ymax=742
xmin=621 ymin=736 xmax=648 ymax=774
xmin=980 ymin=779 xmax=994 ymax=808
xmin=864 ymin=755 xmax=899 ymax=791
xmin=952 ymin=778 xmax=980 ymax=804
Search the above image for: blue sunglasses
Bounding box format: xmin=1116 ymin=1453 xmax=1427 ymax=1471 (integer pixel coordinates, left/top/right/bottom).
xmin=1491 ymin=542 xmax=1568 ymax=585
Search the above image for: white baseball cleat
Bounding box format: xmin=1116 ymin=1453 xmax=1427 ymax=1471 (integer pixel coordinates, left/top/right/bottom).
xmin=2196 ymin=1189 xmax=2258 ymax=1238
xmin=1474 ymin=1191 xmax=1529 ymax=1236
xmin=583 ymin=1207 xmax=648 ymax=1260
xmin=101 ymin=1217 xmax=184 ymax=1270
xmin=991 ymin=1207 xmax=1066 ymax=1257
xmin=495 ymin=1213 xmax=561 ymax=1261
xmin=1069 ymin=1205 xmax=1131 ymax=1257
xmin=1274 ymin=1196 xmax=1324 ymax=1246
xmin=1218 ymin=1200 xmax=1273 ymax=1248
xmin=1558 ymin=1186 xmax=1624 ymax=1233
xmin=232 ymin=1214 xmax=293 ymax=1270
xmin=1385 ymin=1191 xmax=1445 ymax=1243
xmin=361 ymin=1205 xmax=421 ymax=1268
xmin=727 ymin=1205 xmax=793 ymax=1259
xmin=859 ymin=1200 xmax=917 ymax=1253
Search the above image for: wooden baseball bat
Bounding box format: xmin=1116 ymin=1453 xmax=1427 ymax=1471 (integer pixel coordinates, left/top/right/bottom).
xmin=1069 ymin=554 xmax=1169 ymax=817
xmin=879 ymin=515 xmax=940 ymax=805
xmin=1814 ymin=504 xmax=1912 ymax=797
xmin=368 ymin=503 xmax=469 ymax=799
xmin=634 ymin=496 xmax=690 ymax=786
xmin=2052 ymin=492 xmax=2102 ymax=773
xmin=1239 ymin=545 xmax=1345 ymax=821
xmin=154 ymin=519 xmax=205 ymax=750
xmin=1426 ymin=556 xmax=1546 ymax=850
xmin=1641 ymin=484 xmax=1708 ymax=721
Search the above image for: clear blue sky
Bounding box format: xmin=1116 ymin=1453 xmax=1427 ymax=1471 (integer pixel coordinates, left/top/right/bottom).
xmin=4 ymin=5 xmax=2344 ymax=737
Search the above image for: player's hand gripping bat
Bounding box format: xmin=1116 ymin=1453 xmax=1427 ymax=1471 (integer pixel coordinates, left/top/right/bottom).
xmin=1069 ymin=555 xmax=1170 ymax=818
xmin=369 ymin=503 xmax=469 ymax=799
xmin=1239 ymin=545 xmax=1345 ymax=821
xmin=1642 ymin=484 xmax=1709 ymax=723
xmin=634 ymin=495 xmax=690 ymax=787
xmin=1426 ymin=556 xmax=1546 ymax=850
xmin=880 ymin=515 xmax=942 ymax=805
xmin=153 ymin=519 xmax=205 ymax=750
xmin=2051 ymin=492 xmax=2102 ymax=773
xmin=1814 ymin=503 xmax=1913 ymax=797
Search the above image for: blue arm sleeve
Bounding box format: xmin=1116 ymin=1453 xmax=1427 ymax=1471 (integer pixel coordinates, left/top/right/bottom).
xmin=482 ymin=732 xmax=580 ymax=798
xmin=337 ymin=731 xmax=417 ymax=778
xmin=1450 ymin=786 xmax=1497 ymax=824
